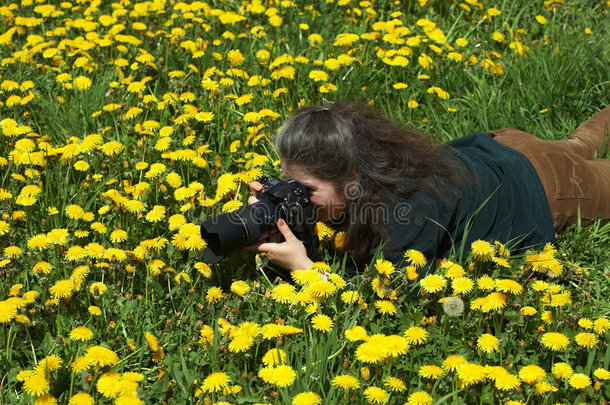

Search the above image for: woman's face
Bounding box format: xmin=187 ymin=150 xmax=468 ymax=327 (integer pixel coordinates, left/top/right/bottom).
xmin=282 ymin=164 xmax=348 ymax=223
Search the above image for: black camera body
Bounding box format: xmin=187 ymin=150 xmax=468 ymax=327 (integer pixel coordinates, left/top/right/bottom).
xmin=199 ymin=177 xmax=319 ymax=264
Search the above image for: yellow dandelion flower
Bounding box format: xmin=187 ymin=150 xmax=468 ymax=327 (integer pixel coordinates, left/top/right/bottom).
xmin=477 ymin=334 xmax=499 ymax=353
xmin=442 ymin=261 xmax=465 ymax=278
xmin=519 ymin=365 xmax=546 ymax=385
xmin=574 ymin=332 xmax=598 ymax=348
xmin=271 ymin=284 xmax=295 ymax=304
xmin=229 ymin=335 xmax=254 ymax=353
xmin=311 ymin=314 xmax=333 ymax=332
xmin=452 ymin=277 xmax=474 ymax=294
xmin=69 ymin=326 xmax=93 ymax=341
xmin=308 ymin=70 xmax=329 ymax=82
xmin=494 ymin=373 xmax=521 ymax=391
xmin=318 ymin=83 xmax=337 ymax=93
xmin=85 ymin=345 xmax=119 ymax=368
xmin=230 ymin=280 xmax=250 ymax=297
xmin=36 ymin=354 xmax=63 ymax=374
xmin=206 ymin=287 xmax=223 ymax=303
xmin=419 ymin=274 xmax=446 ymax=293
xmin=292 ymin=392 xmax=322 ymax=405
xmin=355 ymin=335 xmax=389 ymax=363
xmin=88 ymin=306 xmax=102 ymax=316
xmin=552 ymin=362 xmax=573 ymax=379
xmin=593 ymin=317 xmax=610 ymax=334
xmin=405 ymin=390 xmax=433 ymax=405
xmin=568 ymin=373 xmax=591 ymax=389
xmin=480 ymin=292 xmax=508 ymax=312
xmin=0 ymin=220 xmax=9 ymax=236
xmin=270 ymin=365 xmax=296 ymax=388
xmin=404 ymin=249 xmax=427 ymax=267
xmin=195 ymin=262 xmax=212 ymax=278
xmin=540 ymin=332 xmax=570 ymax=351
xmin=495 ymin=279 xmax=523 ymax=294
xmin=457 ymin=363 xmax=486 ymax=386
xmin=262 ymin=348 xmax=287 ymax=367
xmin=23 ymin=374 xmax=50 ymax=397
xmin=363 ymin=386 xmax=389 ymax=404
xmin=345 ymin=325 xmax=368 ymax=342
xmin=73 ymin=76 xmax=92 ymax=91
xmin=0 ymin=300 xmax=18 ymax=323
xmin=541 ymin=310 xmax=553 ymax=324
xmin=68 ymin=392 xmax=94 ymax=405
xmin=4 ymin=246 xmax=22 ymax=258
xmin=520 ymin=306 xmax=537 ymax=316
xmin=332 ymin=374 xmax=360 ymax=390
xmin=384 ymin=335 xmax=409 ymax=357
xmin=471 ymin=240 xmax=494 ymax=261
xmin=100 ymin=141 xmax=124 ymax=156
xmin=49 ymin=279 xmax=73 ymax=299
xmin=442 ymin=354 xmax=467 ymax=372
xmin=404 ymin=326 xmax=428 ymax=345
xmin=341 ymin=290 xmax=359 ymax=304
xmin=418 ymin=365 xmax=443 ymax=379
xmin=375 ymin=300 xmax=396 ymax=316
xmin=594 ymin=368 xmax=610 ymax=380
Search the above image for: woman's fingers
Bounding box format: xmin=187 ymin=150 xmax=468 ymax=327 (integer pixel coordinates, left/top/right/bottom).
xmin=248 ymin=181 xmax=263 ymax=205
xmin=276 ymin=219 xmax=299 ymax=243
xmin=249 ymin=181 xmax=263 ymax=194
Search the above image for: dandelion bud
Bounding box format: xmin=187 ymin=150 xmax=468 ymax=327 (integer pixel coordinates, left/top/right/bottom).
xmin=442 ymin=296 xmax=464 ymax=317
xmin=360 ymin=366 xmax=370 ymax=381
xmin=343 ymin=359 xmax=351 ymax=369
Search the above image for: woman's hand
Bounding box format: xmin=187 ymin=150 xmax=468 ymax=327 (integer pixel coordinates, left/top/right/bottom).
xmin=248 ymin=219 xmax=314 ymax=271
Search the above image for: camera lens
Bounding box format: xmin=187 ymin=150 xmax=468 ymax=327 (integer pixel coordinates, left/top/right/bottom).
xmin=199 ymin=199 xmax=277 ymax=264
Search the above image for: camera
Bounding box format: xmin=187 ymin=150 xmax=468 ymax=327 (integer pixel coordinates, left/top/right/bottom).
xmin=199 ymin=177 xmax=319 ymax=264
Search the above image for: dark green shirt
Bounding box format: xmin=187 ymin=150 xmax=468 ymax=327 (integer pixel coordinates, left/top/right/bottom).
xmin=374 ymin=132 xmax=555 ymax=268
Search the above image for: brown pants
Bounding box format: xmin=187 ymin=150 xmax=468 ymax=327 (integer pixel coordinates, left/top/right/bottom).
xmin=491 ymin=107 xmax=610 ymax=231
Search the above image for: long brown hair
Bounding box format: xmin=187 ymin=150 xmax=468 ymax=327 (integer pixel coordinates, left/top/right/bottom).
xmin=274 ymin=101 xmax=469 ymax=267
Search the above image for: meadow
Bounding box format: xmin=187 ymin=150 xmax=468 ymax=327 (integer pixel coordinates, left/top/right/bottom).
xmin=1 ymin=0 xmax=610 ymax=404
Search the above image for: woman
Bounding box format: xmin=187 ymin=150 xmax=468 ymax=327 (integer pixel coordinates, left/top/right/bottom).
xmin=247 ymin=102 xmax=610 ymax=272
